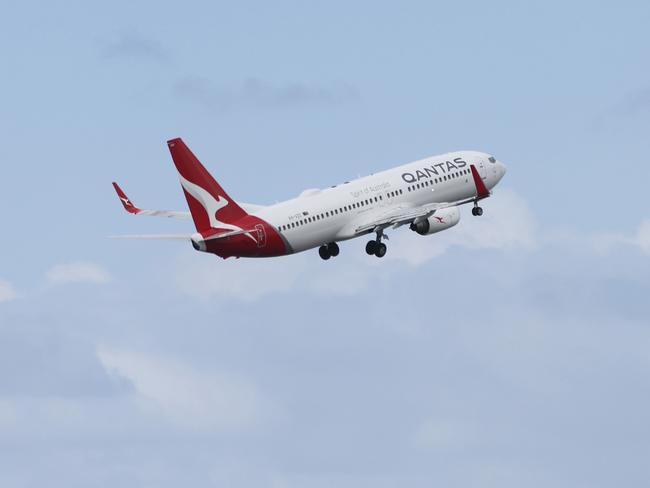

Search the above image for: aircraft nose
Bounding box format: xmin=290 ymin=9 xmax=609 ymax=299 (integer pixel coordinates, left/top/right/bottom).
xmin=497 ymin=160 xmax=507 ymax=180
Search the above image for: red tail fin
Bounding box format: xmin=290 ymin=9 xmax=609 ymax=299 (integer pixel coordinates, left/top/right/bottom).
xmin=167 ymin=138 xmax=248 ymax=232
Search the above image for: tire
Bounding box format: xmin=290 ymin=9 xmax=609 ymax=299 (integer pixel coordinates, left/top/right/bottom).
xmin=476 ymin=207 xmax=483 ymax=216
xmin=375 ymin=243 xmax=387 ymax=258
xmin=328 ymin=242 xmax=340 ymax=257
xmin=472 ymin=207 xmax=477 ymax=216
xmin=318 ymin=245 xmax=331 ymax=260
xmin=366 ymin=240 xmax=378 ymax=255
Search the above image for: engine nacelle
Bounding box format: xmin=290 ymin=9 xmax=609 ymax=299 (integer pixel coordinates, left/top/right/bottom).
xmin=409 ymin=207 xmax=461 ymax=235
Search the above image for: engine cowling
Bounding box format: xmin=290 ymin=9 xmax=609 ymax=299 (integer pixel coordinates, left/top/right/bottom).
xmin=409 ymin=207 xmax=461 ymax=235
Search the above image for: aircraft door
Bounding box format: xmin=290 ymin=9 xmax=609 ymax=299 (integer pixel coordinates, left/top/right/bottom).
xmin=255 ymin=224 xmax=267 ymax=248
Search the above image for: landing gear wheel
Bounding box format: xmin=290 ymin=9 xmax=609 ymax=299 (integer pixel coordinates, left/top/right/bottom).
xmin=375 ymin=242 xmax=387 ymax=258
xmin=366 ymin=240 xmax=378 ymax=255
xmin=472 ymin=206 xmax=483 ymax=216
xmin=327 ymin=242 xmax=340 ymax=257
xmin=318 ymin=245 xmax=331 ymax=260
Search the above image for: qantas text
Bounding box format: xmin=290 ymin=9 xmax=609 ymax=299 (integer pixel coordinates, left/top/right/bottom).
xmin=401 ymin=158 xmax=467 ymax=183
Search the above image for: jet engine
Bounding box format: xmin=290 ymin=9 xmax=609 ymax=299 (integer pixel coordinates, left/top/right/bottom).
xmin=409 ymin=207 xmax=461 ymax=235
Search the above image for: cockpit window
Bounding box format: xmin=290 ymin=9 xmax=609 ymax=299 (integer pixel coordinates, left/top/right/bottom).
xmin=488 ymin=156 xmax=497 ymax=163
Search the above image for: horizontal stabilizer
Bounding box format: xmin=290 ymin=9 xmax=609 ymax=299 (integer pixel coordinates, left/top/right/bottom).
xmin=108 ymin=234 xmax=192 ymax=240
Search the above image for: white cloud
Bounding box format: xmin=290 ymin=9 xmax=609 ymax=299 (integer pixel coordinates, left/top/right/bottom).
xmin=587 ymin=219 xmax=650 ymax=256
xmin=97 ymin=348 xmax=266 ymax=431
xmin=46 ymin=262 xmax=111 ymax=285
xmin=176 ymin=253 xmax=305 ymax=301
xmin=0 ymin=279 xmax=17 ymax=303
xmin=635 ymin=219 xmax=650 ymax=254
xmin=386 ymin=188 xmax=537 ymax=265
xmin=176 ymin=250 xmax=377 ymax=301
xmin=174 ymin=189 xmax=538 ymax=299
xmin=414 ymin=418 xmax=477 ymax=450
xmin=172 ymin=189 xmax=645 ymax=301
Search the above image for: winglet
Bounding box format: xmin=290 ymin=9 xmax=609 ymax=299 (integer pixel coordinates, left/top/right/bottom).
xmin=112 ymin=182 xmax=141 ymax=214
xmin=470 ymin=165 xmax=490 ymax=199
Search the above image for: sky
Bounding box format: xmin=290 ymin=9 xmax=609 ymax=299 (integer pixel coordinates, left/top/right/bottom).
xmin=1 ymin=1 xmax=649 ymax=486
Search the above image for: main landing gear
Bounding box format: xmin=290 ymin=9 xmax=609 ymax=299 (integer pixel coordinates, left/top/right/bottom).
xmin=472 ymin=202 xmax=484 ymax=216
xmin=318 ymin=242 xmax=340 ymax=260
xmin=365 ymin=230 xmax=387 ymax=258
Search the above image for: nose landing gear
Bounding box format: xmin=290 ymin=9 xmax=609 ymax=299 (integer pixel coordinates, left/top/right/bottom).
xmin=472 ymin=202 xmax=484 ymax=216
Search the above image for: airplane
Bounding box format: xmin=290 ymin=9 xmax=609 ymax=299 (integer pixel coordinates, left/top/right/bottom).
xmin=112 ymin=138 xmax=507 ymax=260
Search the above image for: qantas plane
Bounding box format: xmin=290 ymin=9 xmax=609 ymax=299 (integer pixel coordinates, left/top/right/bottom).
xmin=112 ymin=138 xmax=506 ymax=260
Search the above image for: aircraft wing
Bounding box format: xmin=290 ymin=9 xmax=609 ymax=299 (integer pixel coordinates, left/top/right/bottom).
xmin=351 ymin=163 xmax=491 ymax=235
xmin=351 ymin=201 xmax=451 ymax=235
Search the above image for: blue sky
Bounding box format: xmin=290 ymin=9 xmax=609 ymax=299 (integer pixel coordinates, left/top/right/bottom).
xmin=1 ymin=1 xmax=649 ymax=486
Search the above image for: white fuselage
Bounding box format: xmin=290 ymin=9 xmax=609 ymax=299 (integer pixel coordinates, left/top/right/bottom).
xmin=252 ymin=150 xmax=506 ymax=254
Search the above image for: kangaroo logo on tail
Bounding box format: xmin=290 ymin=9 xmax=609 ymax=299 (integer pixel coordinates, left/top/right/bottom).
xmin=178 ymin=174 xmax=257 ymax=243
xmin=168 ymin=137 xmax=253 ymax=240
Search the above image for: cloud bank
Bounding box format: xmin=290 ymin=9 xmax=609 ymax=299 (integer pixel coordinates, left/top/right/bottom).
xmin=97 ymin=348 xmax=267 ymax=431
xmin=46 ymin=262 xmax=111 ymax=285
xmin=0 ymin=279 xmax=16 ymax=303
